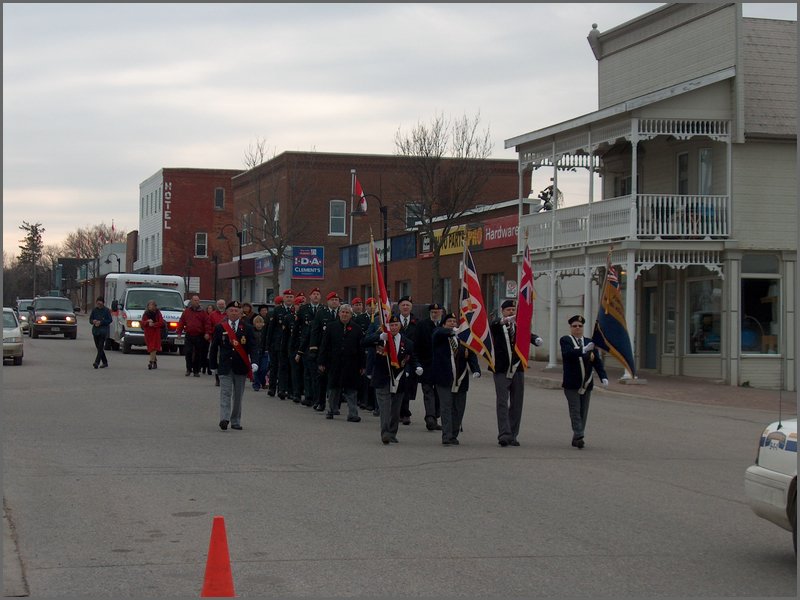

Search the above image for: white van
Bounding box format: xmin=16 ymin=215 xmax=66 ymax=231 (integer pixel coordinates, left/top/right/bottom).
xmin=103 ymin=274 xmax=186 ymax=353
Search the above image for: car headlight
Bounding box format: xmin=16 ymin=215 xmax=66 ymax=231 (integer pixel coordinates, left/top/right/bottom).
xmin=129 ymin=320 xmax=141 ymax=329
xmin=66 ymin=316 xmax=75 ymax=323
xmin=4 ymin=336 xmax=22 ymax=343
xmin=37 ymin=316 xmax=48 ymax=323
xmin=19 ymin=315 xmax=28 ymax=322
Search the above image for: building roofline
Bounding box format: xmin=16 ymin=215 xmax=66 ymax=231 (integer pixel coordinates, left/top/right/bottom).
xmin=504 ymin=67 xmax=735 ymax=150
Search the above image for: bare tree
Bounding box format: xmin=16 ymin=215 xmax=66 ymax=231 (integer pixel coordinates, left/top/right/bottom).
xmin=394 ymin=112 xmax=494 ymax=303
xmin=240 ymin=140 xmax=317 ymax=297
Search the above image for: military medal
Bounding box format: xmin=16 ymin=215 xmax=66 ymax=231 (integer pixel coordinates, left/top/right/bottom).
xmin=240 ymin=336 xmax=247 ymax=345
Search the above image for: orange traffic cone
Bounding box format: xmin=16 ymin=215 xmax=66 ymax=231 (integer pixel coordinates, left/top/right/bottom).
xmin=200 ymin=516 xmax=235 ymax=597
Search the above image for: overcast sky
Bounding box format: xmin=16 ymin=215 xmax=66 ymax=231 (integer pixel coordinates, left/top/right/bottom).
xmin=3 ymin=3 xmax=796 ymax=258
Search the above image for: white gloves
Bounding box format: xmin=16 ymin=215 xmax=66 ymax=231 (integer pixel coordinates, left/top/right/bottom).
xmin=601 ymin=378 xmax=609 ymax=387
xmin=451 ymin=327 xmax=459 ymax=335
xmin=583 ymin=341 xmax=595 ymax=354
xmin=415 ymin=366 xmax=423 ymax=376
xmin=379 ymin=332 xmax=388 ymax=341
xmin=533 ymin=336 xmax=543 ymax=347
xmin=472 ymin=372 xmax=481 ymax=379
xmin=251 ymin=363 xmax=258 ymax=372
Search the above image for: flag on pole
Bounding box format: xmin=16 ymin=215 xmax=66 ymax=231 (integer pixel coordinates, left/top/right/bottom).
xmin=457 ymin=247 xmax=495 ymax=369
xmin=513 ymin=244 xmax=536 ymax=368
xmin=355 ymin=177 xmax=367 ymax=213
xmin=592 ymin=256 xmax=636 ymax=377
xmin=371 ymin=234 xmax=399 ymax=368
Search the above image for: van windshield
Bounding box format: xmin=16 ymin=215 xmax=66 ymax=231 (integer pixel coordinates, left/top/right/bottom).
xmin=126 ymin=290 xmax=185 ymax=311
xmin=34 ymin=297 xmax=73 ymax=311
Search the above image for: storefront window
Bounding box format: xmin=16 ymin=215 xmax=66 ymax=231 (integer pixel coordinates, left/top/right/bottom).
xmin=687 ymin=278 xmax=722 ymax=354
xmin=741 ymin=279 xmax=780 ymax=354
xmin=664 ymin=281 xmax=676 ymax=353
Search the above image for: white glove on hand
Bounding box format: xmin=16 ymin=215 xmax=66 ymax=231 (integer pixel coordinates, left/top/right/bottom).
xmin=451 ymin=327 xmax=459 ymax=335
xmin=472 ymin=372 xmax=481 ymax=379
xmin=583 ymin=341 xmax=595 ymax=353
xmin=415 ymin=366 xmax=423 ymax=376
xmin=251 ymin=363 xmax=258 ymax=372
xmin=533 ymin=336 xmax=543 ymax=347
xmin=601 ymin=378 xmax=609 ymax=387
xmin=379 ymin=332 xmax=388 ymax=341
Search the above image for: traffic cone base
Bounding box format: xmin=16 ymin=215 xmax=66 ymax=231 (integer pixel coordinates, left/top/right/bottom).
xmin=201 ymin=515 xmax=235 ymax=597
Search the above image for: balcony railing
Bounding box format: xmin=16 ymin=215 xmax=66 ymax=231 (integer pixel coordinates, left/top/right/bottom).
xmin=521 ymin=194 xmax=730 ymax=251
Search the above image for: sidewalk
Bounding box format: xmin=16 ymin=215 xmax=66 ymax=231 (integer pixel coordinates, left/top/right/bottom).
xmin=525 ymin=362 xmax=797 ymax=415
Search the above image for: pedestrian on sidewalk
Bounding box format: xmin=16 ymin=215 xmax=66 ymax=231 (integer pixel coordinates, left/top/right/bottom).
xmin=560 ymin=315 xmax=608 ymax=449
xmin=176 ymin=295 xmax=213 ymax=377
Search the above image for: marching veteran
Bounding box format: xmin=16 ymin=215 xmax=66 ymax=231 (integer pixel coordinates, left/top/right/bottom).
xmin=209 ymin=300 xmax=259 ymax=431
xmin=560 ymin=315 xmax=608 ymax=449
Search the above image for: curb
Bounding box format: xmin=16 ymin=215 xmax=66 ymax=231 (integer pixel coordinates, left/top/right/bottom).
xmin=3 ymin=499 xmax=28 ymax=597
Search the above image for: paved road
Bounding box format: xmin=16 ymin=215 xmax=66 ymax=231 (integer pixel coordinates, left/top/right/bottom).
xmin=3 ymin=320 xmax=796 ymax=597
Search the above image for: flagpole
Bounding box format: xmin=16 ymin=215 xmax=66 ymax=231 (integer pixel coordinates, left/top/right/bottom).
xmin=349 ymin=169 xmax=356 ymax=244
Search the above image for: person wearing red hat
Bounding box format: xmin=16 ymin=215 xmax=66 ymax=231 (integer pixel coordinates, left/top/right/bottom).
xmin=308 ymin=291 xmax=340 ymax=411
xmin=276 ymin=291 xmax=296 ymax=399
xmin=294 ymin=287 xmax=323 ymax=407
xmin=282 ymin=296 xmax=305 ymax=402
xmin=265 ymin=292 xmax=292 ymax=397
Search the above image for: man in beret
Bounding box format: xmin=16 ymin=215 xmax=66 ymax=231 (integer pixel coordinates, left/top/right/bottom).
xmin=363 ymin=314 xmax=422 ymax=444
xmin=318 ymin=304 xmax=366 ymax=421
xmin=415 ymin=302 xmax=445 ymax=430
xmin=560 ymin=315 xmax=608 ymax=449
xmin=489 ymin=299 xmax=544 ymax=447
xmin=295 ymin=287 xmax=323 ymax=407
xmin=396 ymin=296 xmax=418 ymax=425
xmin=265 ymin=296 xmax=282 ymax=395
xmin=209 ymin=300 xmax=259 ymax=431
xmin=308 ymin=291 xmax=341 ymax=411
xmin=267 ymin=290 xmax=294 ymax=398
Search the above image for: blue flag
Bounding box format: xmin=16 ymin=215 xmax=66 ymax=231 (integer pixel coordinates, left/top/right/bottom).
xmin=592 ymin=264 xmax=636 ymax=376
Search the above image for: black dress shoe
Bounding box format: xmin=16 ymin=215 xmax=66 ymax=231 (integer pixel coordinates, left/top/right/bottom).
xmin=219 ymin=420 xmax=229 ymax=430
xmin=278 ymin=392 xmax=286 ymax=399
xmin=510 ymin=440 xmax=520 ymax=447
xmin=267 ymin=390 xmax=276 ymax=397
xmin=193 ymin=372 xmax=200 ymax=377
xmin=185 ymin=371 xmax=191 ymax=377
xmin=434 ymin=423 xmax=442 ymax=430
xmin=93 ymin=363 xmax=99 ymax=369
xmin=425 ymin=416 xmax=436 ymax=431
xmin=372 ymin=409 xmax=380 ymax=416
xmin=100 ymin=363 xmax=108 ymax=368
xmin=347 ymin=416 xmax=361 ymax=423
xmin=382 ymin=434 xmax=390 ymax=445
xmin=450 ymin=438 xmax=460 ymax=445
xmin=401 ymin=417 xmax=411 ymax=426
xmin=313 ymin=404 xmax=325 ymax=412
xmin=215 ymin=380 xmax=220 ymax=387
xmin=442 ymin=439 xmax=453 ymax=445
xmin=231 ymin=424 xmax=242 ymax=430
xmin=389 ymin=437 xmax=399 ymax=443
xmin=498 ymin=439 xmax=509 ymax=447
xmin=325 ymin=413 xmax=334 ymax=419
xmin=576 ymin=438 xmax=585 ymax=449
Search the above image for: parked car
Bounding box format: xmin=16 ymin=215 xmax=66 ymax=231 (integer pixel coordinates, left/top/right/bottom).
xmin=15 ymin=298 xmax=34 ymax=334
xmin=744 ymin=417 xmax=797 ymax=554
xmin=3 ymin=307 xmax=24 ymax=365
xmin=29 ymin=296 xmax=78 ymax=339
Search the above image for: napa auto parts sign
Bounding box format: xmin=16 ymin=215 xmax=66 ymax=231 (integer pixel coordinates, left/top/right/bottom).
xmin=419 ymin=213 xmax=518 ymax=257
xmin=292 ymin=246 xmax=324 ymax=279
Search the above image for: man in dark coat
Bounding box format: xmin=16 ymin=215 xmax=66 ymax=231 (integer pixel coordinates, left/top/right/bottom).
xmin=350 ymin=297 xmax=371 ymax=409
xmin=415 ymin=302 xmax=444 ymax=431
xmin=560 ymin=314 xmax=609 ymax=449
xmin=318 ymin=304 xmax=366 ymax=421
xmin=294 ymin=287 xmax=323 ymax=406
xmin=363 ymin=315 xmax=422 ymax=444
xmin=489 ymin=299 xmax=544 ymax=447
xmin=308 ymin=291 xmax=340 ymax=411
xmin=265 ymin=294 xmax=285 ymax=396
xmin=273 ymin=290 xmax=296 ymax=399
xmin=362 ymin=298 xmax=380 ymax=413
xmin=396 ymin=296 xmax=419 ymax=425
xmin=432 ymin=313 xmax=480 ymax=445
xmin=209 ymin=301 xmax=258 ymax=431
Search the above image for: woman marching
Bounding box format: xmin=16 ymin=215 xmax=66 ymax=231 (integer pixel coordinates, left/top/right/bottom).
xmin=142 ymin=299 xmax=165 ymax=370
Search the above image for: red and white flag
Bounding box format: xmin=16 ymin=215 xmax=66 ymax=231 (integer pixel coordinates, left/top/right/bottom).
xmin=355 ymin=177 xmax=367 ymax=213
xmin=371 ymin=235 xmax=399 ymax=368
xmin=457 ymin=247 xmax=495 ymax=369
xmin=514 ymin=244 xmax=536 ymax=368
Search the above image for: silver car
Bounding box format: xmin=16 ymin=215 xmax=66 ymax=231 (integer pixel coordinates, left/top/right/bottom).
xmin=3 ymin=307 xmax=24 ymax=365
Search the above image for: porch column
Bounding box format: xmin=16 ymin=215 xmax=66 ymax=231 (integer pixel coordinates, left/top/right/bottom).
xmin=583 ymin=253 xmax=592 ymax=323
xmin=625 ymin=249 xmax=636 ymax=378
xmin=548 ymin=261 xmax=559 ymax=369
xmin=630 ymin=118 xmax=639 ymax=239
xmin=726 ymin=255 xmax=742 ymax=386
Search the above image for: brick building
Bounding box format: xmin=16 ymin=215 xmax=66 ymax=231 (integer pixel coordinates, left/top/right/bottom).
xmin=223 ymin=151 xmax=530 ymax=314
xmin=133 ymin=167 xmax=243 ymax=300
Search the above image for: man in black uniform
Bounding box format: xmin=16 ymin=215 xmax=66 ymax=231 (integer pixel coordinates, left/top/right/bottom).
xmin=396 ymin=296 xmax=418 ymax=425
xmin=350 ymin=297 xmax=371 ymax=409
xmin=415 ymin=302 xmax=444 ymax=431
xmin=295 ymin=287 xmax=322 ymax=407
xmin=308 ymin=291 xmax=340 ymax=411
xmin=318 ymin=304 xmax=366 ymax=421
xmin=267 ymin=290 xmax=294 ymax=397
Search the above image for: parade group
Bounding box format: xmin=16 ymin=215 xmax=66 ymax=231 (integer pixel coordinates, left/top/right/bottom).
xmin=89 ymin=287 xmax=609 ymax=448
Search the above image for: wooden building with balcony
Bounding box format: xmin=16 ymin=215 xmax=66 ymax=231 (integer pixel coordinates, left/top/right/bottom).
xmin=505 ymin=3 xmax=796 ymax=390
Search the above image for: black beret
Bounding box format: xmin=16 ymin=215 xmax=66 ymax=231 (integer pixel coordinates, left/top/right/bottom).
xmin=398 ymin=296 xmax=412 ymax=304
xmin=388 ymin=315 xmax=401 ymax=323
xmin=501 ymin=299 xmax=515 ymax=310
xmin=568 ymin=315 xmax=586 ymax=325
xmin=428 ymin=302 xmax=442 ymax=311
xmin=443 ymin=313 xmax=457 ymax=322
xmin=226 ymin=300 xmax=242 ymax=309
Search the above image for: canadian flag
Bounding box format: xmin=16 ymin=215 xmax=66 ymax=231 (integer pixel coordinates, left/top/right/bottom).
xmin=355 ymin=177 xmax=367 ymax=213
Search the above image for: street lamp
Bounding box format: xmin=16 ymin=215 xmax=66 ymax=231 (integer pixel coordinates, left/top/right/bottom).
xmin=105 ymin=252 xmax=121 ymax=273
xmin=217 ymin=224 xmax=243 ymax=302
xmin=351 ymin=193 xmax=388 ymax=288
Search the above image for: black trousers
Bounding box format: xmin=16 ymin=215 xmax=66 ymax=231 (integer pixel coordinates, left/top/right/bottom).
xmin=184 ymin=335 xmax=207 ymax=374
xmin=93 ymin=334 xmax=108 ymax=366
